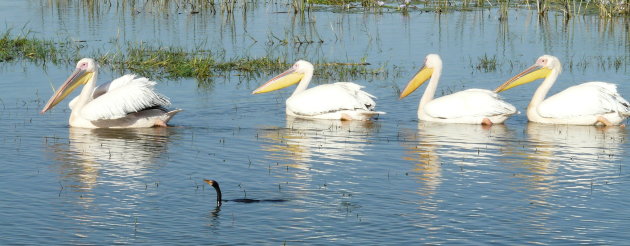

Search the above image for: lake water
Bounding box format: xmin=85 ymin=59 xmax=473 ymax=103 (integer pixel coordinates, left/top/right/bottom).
xmin=1 ymin=0 xmax=629 ymax=244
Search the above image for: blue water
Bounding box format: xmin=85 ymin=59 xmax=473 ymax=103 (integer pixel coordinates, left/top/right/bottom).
xmin=1 ymin=0 xmax=629 ymax=244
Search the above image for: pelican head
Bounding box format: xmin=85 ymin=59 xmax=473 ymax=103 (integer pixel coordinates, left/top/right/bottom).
xmin=41 ymin=58 xmax=98 ymax=113
xmin=252 ymin=60 xmax=313 ymax=94
xmin=495 ymin=55 xmax=560 ymax=93
xmin=399 ymin=54 xmax=442 ymax=99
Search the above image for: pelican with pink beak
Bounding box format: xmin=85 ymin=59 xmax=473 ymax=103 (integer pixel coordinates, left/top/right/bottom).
xmin=41 ymin=58 xmax=181 ymax=128
xmin=495 ymin=55 xmax=630 ymax=126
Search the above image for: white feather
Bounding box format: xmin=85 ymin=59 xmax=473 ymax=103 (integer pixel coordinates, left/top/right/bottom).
xmin=80 ymin=75 xmax=170 ymax=121
xmin=287 ymin=82 xmax=378 ymax=116
xmin=538 ymin=82 xmax=630 ymax=118
xmin=402 ymin=54 xmax=517 ymax=124
xmin=424 ymin=89 xmax=517 ymax=119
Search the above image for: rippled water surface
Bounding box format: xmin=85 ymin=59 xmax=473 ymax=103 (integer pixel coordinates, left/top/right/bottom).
xmin=1 ymin=0 xmax=629 ymax=244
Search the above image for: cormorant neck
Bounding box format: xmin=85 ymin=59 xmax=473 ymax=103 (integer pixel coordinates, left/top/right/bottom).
xmin=212 ymin=182 xmax=223 ymax=207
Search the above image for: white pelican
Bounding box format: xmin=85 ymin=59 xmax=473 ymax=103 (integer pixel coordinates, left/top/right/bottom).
xmin=399 ymin=54 xmax=517 ymax=125
xmin=40 ymin=58 xmax=181 ymax=128
xmin=494 ymin=55 xmax=630 ymax=126
xmin=252 ymin=60 xmax=384 ymax=121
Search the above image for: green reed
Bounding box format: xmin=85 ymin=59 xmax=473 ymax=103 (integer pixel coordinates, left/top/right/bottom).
xmin=0 ymin=30 xmax=71 ymax=64
xmin=522 ymin=0 xmax=628 ymax=17
xmin=41 ymin=0 xmax=630 ymax=18
xmin=0 ymin=31 xmax=384 ymax=81
xmin=474 ymin=54 xmax=498 ymax=72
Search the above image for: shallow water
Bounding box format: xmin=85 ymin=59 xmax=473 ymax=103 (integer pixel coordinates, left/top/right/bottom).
xmin=1 ymin=1 xmax=629 ymax=244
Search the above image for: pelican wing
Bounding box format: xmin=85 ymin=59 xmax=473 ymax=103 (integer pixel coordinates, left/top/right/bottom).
xmin=537 ymin=82 xmax=630 ymax=118
xmin=91 ymin=74 xmax=140 ymax=98
xmin=286 ymin=82 xmax=377 ymax=116
xmin=79 ymin=75 xmax=171 ymax=121
xmin=424 ymin=89 xmax=517 ymax=119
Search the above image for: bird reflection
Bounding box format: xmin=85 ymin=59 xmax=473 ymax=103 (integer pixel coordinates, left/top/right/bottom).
xmin=516 ymin=123 xmax=625 ymax=184
xmin=402 ymin=122 xmax=512 ymax=197
xmin=46 ymin=127 xmax=175 ymax=201
xmin=258 ymin=116 xmax=379 ymax=167
xmin=526 ymin=123 xmax=625 ymax=160
xmin=510 ymin=124 xmax=625 ymax=183
xmin=501 ymin=123 xmax=626 ymax=233
xmin=400 ymin=122 xmax=512 ymax=232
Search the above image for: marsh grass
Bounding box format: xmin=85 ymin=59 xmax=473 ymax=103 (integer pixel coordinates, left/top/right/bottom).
xmin=0 ymin=31 xmax=385 ymax=82
xmin=292 ymin=0 xmax=310 ymax=13
xmin=473 ymin=54 xmax=498 ymax=72
xmin=43 ymin=0 xmax=630 ymax=18
xmin=594 ymin=0 xmax=629 ymax=17
xmin=308 ymin=0 xmax=381 ymax=7
xmin=566 ymin=56 xmax=628 ymax=72
xmin=1 ymin=30 xmax=625 ymax=84
xmin=524 ymin=0 xmax=628 ymax=17
xmin=470 ymin=54 xmax=627 ymax=74
xmin=0 ymin=30 xmax=72 ymax=64
xmin=99 ymin=42 xmax=385 ymax=81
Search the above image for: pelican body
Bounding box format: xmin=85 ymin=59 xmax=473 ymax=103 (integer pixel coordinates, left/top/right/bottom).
xmin=252 ymin=60 xmax=384 ymax=121
xmin=495 ymin=55 xmax=630 ymax=126
xmin=399 ymin=54 xmax=517 ymax=125
xmin=41 ymin=58 xmax=181 ymax=128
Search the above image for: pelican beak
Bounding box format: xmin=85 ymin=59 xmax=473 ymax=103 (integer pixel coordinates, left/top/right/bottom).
xmin=252 ymin=67 xmax=304 ymax=94
xmin=40 ymin=68 xmax=93 ymax=114
xmin=399 ymin=66 xmax=433 ymax=99
xmin=494 ymin=65 xmax=551 ymax=93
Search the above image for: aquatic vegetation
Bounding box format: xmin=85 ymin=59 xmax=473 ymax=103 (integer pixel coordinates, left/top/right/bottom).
xmin=0 ymin=30 xmax=624 ymax=83
xmin=308 ymin=0 xmax=383 ymax=7
xmin=534 ymin=0 xmax=629 ymax=17
xmin=0 ymin=31 xmax=385 ymax=81
xmin=39 ymin=0 xmax=629 ymax=17
xmin=474 ymin=54 xmax=498 ymax=72
xmin=98 ymin=42 xmax=386 ymax=81
xmin=566 ymin=56 xmax=628 ymax=72
xmin=0 ymin=30 xmax=71 ymax=64
xmin=594 ymin=0 xmax=629 ymax=17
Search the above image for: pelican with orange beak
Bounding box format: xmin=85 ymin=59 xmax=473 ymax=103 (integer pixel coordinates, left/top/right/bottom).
xmin=399 ymin=54 xmax=517 ymax=125
xmin=495 ymin=55 xmax=629 ymax=126
xmin=40 ymin=58 xmax=181 ymax=128
xmin=252 ymin=60 xmax=384 ymax=120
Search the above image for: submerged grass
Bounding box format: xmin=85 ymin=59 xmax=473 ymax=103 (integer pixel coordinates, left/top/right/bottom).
xmin=305 ymin=0 xmax=628 ymax=18
xmin=0 ymin=30 xmax=70 ymax=64
xmin=0 ymin=31 xmax=385 ymax=82
xmin=473 ymin=54 xmax=498 ymax=72
xmin=42 ymin=0 xmax=629 ymax=19
xmin=99 ymin=42 xmax=386 ymax=81
xmin=469 ymin=54 xmax=628 ymax=73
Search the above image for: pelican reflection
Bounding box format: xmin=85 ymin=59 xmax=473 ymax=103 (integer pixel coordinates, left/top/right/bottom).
xmin=522 ymin=123 xmax=625 ymax=172
xmin=258 ymin=116 xmax=378 ymax=168
xmin=500 ymin=123 xmax=625 ymax=200
xmin=400 ymin=122 xmax=513 ymax=232
xmin=47 ymin=127 xmax=175 ymax=197
xmin=501 ymin=123 xmax=626 ymax=233
xmin=512 ymin=123 xmax=625 ymax=181
xmin=402 ymin=122 xmax=512 ymax=196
